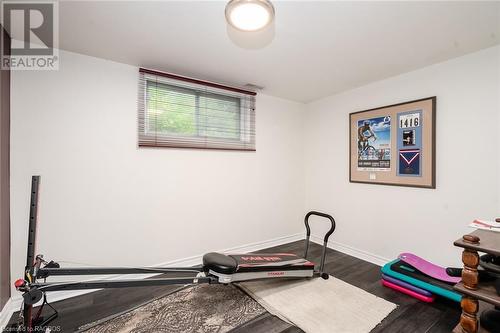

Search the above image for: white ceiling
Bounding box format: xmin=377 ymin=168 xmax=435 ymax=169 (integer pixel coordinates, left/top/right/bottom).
xmin=56 ymin=1 xmax=500 ymax=103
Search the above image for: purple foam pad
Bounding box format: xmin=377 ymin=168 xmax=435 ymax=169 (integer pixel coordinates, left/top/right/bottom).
xmin=381 ymin=274 xmax=433 ymax=297
xmin=398 ymin=253 xmax=461 ymax=284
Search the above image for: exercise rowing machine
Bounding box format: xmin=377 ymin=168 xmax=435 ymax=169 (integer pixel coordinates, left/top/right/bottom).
xmin=14 ymin=176 xmax=336 ymax=331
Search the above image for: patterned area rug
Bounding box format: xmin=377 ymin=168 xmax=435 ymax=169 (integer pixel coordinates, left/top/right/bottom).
xmin=79 ymin=284 xmax=265 ymax=333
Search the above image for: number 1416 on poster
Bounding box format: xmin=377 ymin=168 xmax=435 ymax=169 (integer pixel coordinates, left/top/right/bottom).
xmin=400 ymin=113 xmax=420 ymax=128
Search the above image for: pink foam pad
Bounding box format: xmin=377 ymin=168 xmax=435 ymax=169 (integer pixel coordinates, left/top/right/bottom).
xmin=382 ymin=279 xmax=435 ymax=303
xmin=398 ymin=253 xmax=461 ymax=284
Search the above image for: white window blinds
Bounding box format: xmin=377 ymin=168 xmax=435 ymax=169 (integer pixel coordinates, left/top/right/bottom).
xmin=138 ymin=68 xmax=256 ymax=151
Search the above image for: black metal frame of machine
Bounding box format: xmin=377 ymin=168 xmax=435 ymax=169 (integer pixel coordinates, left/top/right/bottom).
xmin=14 ymin=176 xmax=336 ymax=331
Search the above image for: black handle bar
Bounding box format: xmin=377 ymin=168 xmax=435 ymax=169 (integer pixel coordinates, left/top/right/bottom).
xmin=303 ymin=211 xmax=336 ymax=278
xmin=304 ymin=211 xmax=336 ymax=243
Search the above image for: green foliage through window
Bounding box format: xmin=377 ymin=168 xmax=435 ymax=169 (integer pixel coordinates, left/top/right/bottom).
xmin=146 ymin=81 xmax=241 ymax=140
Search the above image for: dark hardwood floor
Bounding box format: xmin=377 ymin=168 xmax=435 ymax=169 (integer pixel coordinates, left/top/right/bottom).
xmin=5 ymin=240 xmax=462 ymax=332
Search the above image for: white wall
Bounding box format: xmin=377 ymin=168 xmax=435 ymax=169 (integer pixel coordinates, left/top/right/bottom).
xmin=8 ymin=44 xmax=500 ymax=302
xmin=10 ymin=50 xmax=306 ymax=294
xmin=305 ymin=46 xmax=500 ymax=267
xmin=498 ymin=50 xmax=500 ymax=212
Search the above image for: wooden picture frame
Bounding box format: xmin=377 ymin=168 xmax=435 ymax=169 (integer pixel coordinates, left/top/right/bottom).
xmin=349 ymin=97 xmax=436 ymax=188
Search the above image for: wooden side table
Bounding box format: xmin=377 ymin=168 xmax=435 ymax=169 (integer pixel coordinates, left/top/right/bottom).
xmin=453 ymin=229 xmax=500 ymax=333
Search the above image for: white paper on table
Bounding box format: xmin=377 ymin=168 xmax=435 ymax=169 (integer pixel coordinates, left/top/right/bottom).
xmin=468 ymin=222 xmax=500 ymax=233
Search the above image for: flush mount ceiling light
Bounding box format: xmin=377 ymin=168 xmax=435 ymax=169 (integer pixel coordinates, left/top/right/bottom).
xmin=225 ymin=0 xmax=275 ymax=32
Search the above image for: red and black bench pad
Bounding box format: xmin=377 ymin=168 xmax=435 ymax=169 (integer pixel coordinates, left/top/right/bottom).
xmin=203 ymin=252 xmax=315 ymax=275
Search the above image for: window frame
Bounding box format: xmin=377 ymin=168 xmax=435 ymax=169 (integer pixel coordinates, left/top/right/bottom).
xmin=138 ymin=69 xmax=256 ymax=151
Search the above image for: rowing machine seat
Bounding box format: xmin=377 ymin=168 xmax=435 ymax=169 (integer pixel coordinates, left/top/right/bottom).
xmin=202 ymin=252 xmax=315 ymax=283
xmin=202 ymin=253 xmax=238 ymax=274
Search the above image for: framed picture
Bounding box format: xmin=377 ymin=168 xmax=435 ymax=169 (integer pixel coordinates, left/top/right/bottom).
xmin=349 ymin=97 xmax=436 ymax=188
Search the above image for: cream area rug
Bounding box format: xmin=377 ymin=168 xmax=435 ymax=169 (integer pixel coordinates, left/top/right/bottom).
xmin=239 ymin=276 xmax=397 ymax=333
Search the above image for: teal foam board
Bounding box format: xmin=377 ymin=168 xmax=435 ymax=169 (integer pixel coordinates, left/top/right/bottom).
xmin=381 ymin=259 xmax=462 ymax=302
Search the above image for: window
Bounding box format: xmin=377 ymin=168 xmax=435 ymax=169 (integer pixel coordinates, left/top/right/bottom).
xmin=138 ymin=68 xmax=256 ymax=150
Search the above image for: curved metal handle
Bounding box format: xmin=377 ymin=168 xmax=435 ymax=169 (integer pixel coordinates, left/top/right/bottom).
xmin=303 ymin=211 xmax=336 ymax=278
xmin=304 ymin=211 xmax=336 ymax=243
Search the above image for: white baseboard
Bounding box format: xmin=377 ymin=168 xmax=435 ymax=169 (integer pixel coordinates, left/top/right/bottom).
xmin=310 ymin=235 xmax=390 ymax=267
xmin=0 ymin=298 xmax=17 ymax=330
xmin=216 ymin=233 xmax=303 ymax=254
xmin=0 ymin=233 xmax=303 ymax=329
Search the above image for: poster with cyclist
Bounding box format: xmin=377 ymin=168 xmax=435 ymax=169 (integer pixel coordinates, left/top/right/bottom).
xmin=357 ymin=116 xmax=391 ymax=171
